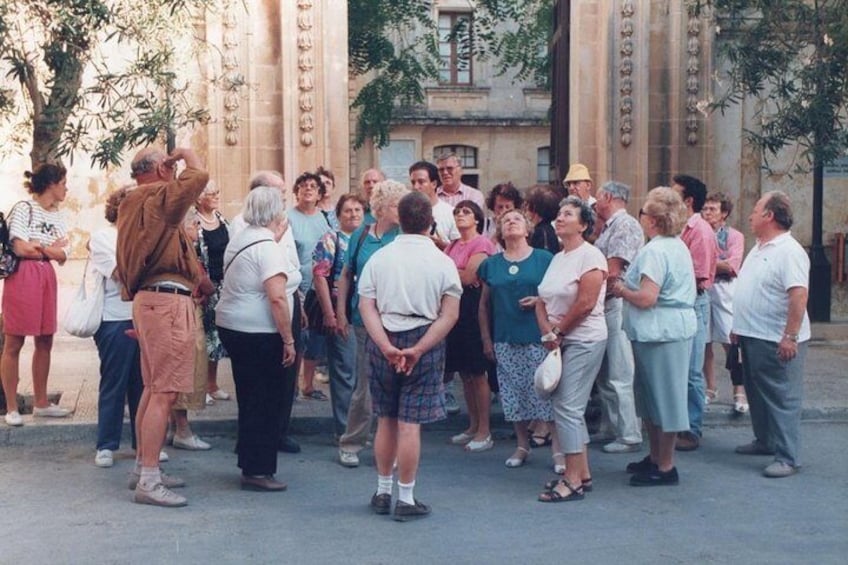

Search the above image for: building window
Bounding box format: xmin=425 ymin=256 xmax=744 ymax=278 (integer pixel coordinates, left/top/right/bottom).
xmin=438 ymin=12 xmax=472 ymax=85
xmin=434 ymin=145 xmax=478 ymax=169
xmin=537 ymin=147 xmax=552 ymax=184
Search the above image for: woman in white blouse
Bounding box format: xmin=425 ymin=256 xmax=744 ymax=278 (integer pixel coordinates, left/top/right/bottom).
xmin=216 ymin=187 xmax=299 ymax=491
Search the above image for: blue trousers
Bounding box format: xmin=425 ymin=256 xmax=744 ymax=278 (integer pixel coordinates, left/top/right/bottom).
xmin=687 ymin=293 xmax=709 ymax=436
xmin=93 ymin=320 xmax=143 ymax=451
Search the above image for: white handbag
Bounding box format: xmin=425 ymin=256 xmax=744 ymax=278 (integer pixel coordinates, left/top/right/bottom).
xmin=63 ymin=260 xmax=105 ymax=338
xmin=533 ymin=347 xmax=562 ymax=400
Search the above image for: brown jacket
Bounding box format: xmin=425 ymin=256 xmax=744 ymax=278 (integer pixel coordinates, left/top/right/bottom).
xmin=116 ymin=167 xmax=209 ymax=300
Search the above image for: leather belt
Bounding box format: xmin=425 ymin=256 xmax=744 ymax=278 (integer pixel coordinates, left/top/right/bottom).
xmin=140 ymin=285 xmax=192 ymax=297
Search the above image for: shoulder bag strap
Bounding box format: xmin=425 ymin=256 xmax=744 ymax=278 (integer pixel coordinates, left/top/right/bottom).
xmin=223 ymin=238 xmax=274 ymax=275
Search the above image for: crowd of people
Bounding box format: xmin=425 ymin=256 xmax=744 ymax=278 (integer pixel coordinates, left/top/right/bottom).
xmin=0 ymin=148 xmax=810 ymax=517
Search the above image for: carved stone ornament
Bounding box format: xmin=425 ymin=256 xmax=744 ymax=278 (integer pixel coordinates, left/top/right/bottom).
xmin=685 ymin=3 xmax=701 ymax=145
xmin=619 ymin=0 xmax=635 ymax=147
xmin=297 ymin=0 xmax=315 ymax=146
xmin=222 ymin=0 xmax=241 ymax=145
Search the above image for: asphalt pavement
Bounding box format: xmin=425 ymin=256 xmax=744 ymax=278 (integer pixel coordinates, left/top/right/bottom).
xmin=0 ymin=422 xmax=846 ymax=564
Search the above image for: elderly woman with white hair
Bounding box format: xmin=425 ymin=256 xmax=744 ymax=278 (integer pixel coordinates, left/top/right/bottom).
xmin=216 ymin=186 xmax=301 ymax=491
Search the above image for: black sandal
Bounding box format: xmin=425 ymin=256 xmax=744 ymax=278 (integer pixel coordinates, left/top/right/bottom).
xmin=538 ymin=479 xmax=584 ymax=502
xmin=543 ymin=477 xmax=593 ymax=492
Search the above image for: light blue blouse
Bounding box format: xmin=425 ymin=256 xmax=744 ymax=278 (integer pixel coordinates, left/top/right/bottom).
xmin=622 ymin=236 xmax=697 ymax=343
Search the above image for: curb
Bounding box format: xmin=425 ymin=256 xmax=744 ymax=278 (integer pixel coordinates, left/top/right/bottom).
xmin=3 ymin=406 xmax=847 ymax=447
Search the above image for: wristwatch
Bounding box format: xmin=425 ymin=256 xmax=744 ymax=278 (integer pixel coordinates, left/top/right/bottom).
xmin=551 ymin=326 xmax=563 ymax=337
xmin=783 ymin=333 xmax=798 ymax=342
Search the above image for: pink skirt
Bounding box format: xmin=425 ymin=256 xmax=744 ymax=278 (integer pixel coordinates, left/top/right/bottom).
xmin=1 ymin=259 xmax=58 ymax=336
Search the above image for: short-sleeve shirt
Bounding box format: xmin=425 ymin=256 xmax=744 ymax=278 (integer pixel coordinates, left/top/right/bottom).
xmin=8 ymin=200 xmax=69 ymax=255
xmin=358 ymin=234 xmax=462 ymax=333
xmin=594 ymin=209 xmax=643 ymax=268
xmin=432 ymin=200 xmax=460 ymax=242
xmin=537 ymin=242 xmax=608 ymax=342
xmin=288 ymin=207 xmax=332 ymax=293
xmin=715 ymin=225 xmax=744 ymax=273
xmin=622 ymin=236 xmax=697 ymax=342
xmin=346 ymin=223 xmax=401 ymax=327
xmin=89 ymin=225 xmax=132 ymax=321
xmin=478 ymin=248 xmax=554 ymax=344
xmin=229 ymin=212 xmax=301 ymax=283
xmin=444 ymin=234 xmax=497 ymax=271
xmin=437 ymin=183 xmax=486 ymax=209
xmin=215 ymin=226 xmax=300 ymax=333
xmin=681 ymin=213 xmax=717 ymax=289
xmin=732 ymin=231 xmax=811 ymax=343
xmin=312 ymin=230 xmax=350 ymax=297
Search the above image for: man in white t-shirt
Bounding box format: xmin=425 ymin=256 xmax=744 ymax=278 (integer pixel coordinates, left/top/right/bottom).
xmin=435 ymin=152 xmax=485 ymax=209
xmin=409 ymin=160 xmax=459 ymax=250
xmin=732 ymin=191 xmax=810 ymax=479
xmin=358 ymin=191 xmax=461 ymax=521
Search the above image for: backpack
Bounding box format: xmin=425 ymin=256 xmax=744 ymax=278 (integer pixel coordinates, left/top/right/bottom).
xmin=0 ymin=201 xmax=33 ymax=279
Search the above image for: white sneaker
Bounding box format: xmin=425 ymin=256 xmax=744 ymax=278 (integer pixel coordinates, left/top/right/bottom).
xmin=172 ymin=434 xmax=212 ymax=451
xmin=209 ymin=389 xmax=230 ymax=401
xmin=32 ymin=404 xmax=70 ymax=418
xmin=95 ymin=449 xmax=114 ymax=468
xmin=602 ymin=440 xmax=642 ymax=454
xmin=338 ymin=449 xmax=360 ymax=468
xmin=159 ymin=450 xmax=169 ymax=463
xmin=4 ymin=411 xmax=23 ymax=426
xmin=205 ymin=394 xmax=216 ymax=406
xmin=133 ymin=483 xmax=188 ymax=507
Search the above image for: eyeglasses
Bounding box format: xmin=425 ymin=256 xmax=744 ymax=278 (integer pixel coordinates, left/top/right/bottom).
xmin=453 ymin=207 xmax=474 ymax=216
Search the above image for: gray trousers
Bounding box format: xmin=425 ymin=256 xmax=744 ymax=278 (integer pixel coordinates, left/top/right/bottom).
xmin=327 ymin=328 xmax=357 ymax=437
xmin=597 ymin=298 xmax=642 ymax=443
xmin=552 ymin=340 xmax=607 ymax=454
xmin=739 ymin=336 xmax=807 ymax=467
xmin=338 ymin=326 xmax=372 ymax=453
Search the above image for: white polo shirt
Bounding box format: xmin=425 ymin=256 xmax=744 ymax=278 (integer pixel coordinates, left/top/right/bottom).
xmin=358 ymin=234 xmax=462 ymax=332
xmin=733 ymin=231 xmax=810 ymax=343
xmin=432 ymin=199 xmax=460 ymax=242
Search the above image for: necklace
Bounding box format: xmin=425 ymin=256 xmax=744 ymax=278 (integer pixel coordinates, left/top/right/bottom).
xmin=197 ymin=211 xmax=217 ymax=224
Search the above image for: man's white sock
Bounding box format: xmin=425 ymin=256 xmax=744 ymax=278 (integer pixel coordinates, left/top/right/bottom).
xmin=138 ymin=467 xmax=161 ymax=490
xmin=398 ymin=480 xmax=415 ymax=505
xmin=377 ymin=474 xmax=393 ymax=496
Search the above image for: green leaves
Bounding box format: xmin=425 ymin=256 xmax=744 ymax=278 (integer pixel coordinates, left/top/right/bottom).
xmin=350 ymin=0 xmax=553 ymax=149
xmin=704 ymin=0 xmax=848 ymax=170
xmin=0 ymin=0 xmax=220 ymax=168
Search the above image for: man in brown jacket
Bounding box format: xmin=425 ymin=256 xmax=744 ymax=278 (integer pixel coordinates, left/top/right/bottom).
xmin=117 ymin=147 xmax=208 ymax=507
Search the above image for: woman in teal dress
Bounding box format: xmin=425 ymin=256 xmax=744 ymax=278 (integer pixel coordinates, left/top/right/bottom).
xmin=479 ymin=209 xmax=559 ymax=468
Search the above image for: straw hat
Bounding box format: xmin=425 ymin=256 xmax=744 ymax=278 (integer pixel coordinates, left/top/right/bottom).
xmin=563 ymin=163 xmax=592 ymax=183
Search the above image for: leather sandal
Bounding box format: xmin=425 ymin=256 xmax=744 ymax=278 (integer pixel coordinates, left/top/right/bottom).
xmin=734 ymin=393 xmax=749 ymax=414
xmin=538 ymin=479 xmax=584 ymax=502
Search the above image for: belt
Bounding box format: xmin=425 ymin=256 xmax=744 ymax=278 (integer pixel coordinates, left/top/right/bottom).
xmin=140 ymin=285 xmax=192 ymax=297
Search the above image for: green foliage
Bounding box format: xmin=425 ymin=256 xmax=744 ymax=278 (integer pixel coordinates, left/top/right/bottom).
xmin=0 ymin=0 xmax=220 ymax=168
xmin=700 ymin=0 xmax=848 ymax=170
xmin=349 ymin=0 xmax=553 ymax=149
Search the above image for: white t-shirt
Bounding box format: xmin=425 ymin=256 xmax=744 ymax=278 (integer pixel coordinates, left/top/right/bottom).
xmin=432 ymin=200 xmax=460 ymax=242
xmin=733 ymin=231 xmax=811 ymax=343
xmin=229 ymin=212 xmax=300 ymax=291
xmin=215 ymin=226 xmax=301 ymax=333
xmin=358 ymin=234 xmax=462 ymax=332
xmin=538 ymin=241 xmax=608 ymax=342
xmin=89 ymin=225 xmax=132 ymax=321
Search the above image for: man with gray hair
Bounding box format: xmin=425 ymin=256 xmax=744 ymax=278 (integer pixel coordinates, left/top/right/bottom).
xmin=732 ymin=191 xmax=809 ymax=478
xmin=117 ymin=146 xmax=208 ymax=507
xmin=591 ymin=181 xmax=644 ymax=453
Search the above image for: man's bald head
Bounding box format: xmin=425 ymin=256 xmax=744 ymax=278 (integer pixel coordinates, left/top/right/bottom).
xmin=360 ymin=168 xmax=385 ymax=201
xmin=130 ymin=147 xmax=167 ymax=182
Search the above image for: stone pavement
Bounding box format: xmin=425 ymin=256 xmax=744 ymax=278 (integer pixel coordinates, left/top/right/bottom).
xmin=1 ymin=323 xmax=846 ymax=446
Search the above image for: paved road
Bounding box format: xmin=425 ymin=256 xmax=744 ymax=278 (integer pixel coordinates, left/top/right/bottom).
xmin=1 ymin=422 xmax=845 ymax=564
